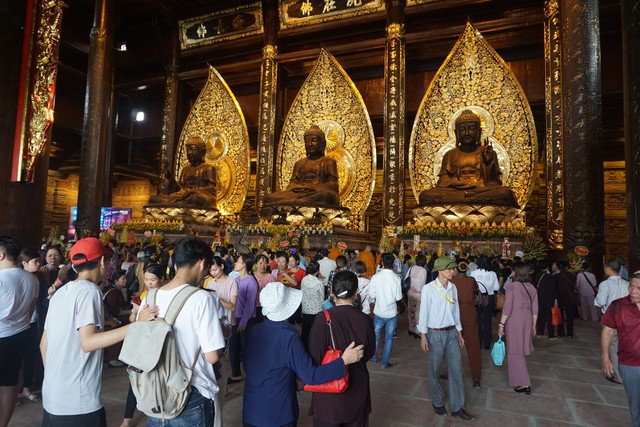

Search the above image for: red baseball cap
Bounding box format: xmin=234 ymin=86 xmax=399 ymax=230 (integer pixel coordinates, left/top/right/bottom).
xmin=70 ymin=237 xmax=107 ymax=265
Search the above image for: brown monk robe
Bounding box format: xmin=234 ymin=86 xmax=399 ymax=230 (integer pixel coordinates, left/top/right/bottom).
xmin=418 ymin=109 xmax=518 ymax=207
xmin=148 ymin=136 xmax=217 ymax=208
xmin=263 ymin=125 xmax=339 ymax=207
xmin=451 ymin=261 xmax=482 ymax=387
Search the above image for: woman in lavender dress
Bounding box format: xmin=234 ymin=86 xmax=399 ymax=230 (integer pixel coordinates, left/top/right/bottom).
xmin=498 ymin=263 xmax=539 ymax=394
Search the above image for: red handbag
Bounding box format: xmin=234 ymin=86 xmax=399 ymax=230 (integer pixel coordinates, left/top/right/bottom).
xmin=303 ymin=310 xmax=349 ymax=393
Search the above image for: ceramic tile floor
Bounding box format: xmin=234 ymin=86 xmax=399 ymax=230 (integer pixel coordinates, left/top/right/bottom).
xmin=10 ymin=316 xmax=632 ymax=427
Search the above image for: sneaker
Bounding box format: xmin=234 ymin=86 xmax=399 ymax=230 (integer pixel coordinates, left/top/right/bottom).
xmin=473 ymin=381 xmax=481 ymax=389
xmin=381 ymin=363 xmax=393 ymax=369
xmin=393 ymin=331 xmax=398 ymax=338
xmin=432 ymin=405 xmax=447 ymax=416
xmin=451 ymin=408 xmax=475 ymax=421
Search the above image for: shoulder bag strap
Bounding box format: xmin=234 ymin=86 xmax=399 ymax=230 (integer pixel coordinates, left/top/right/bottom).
xmin=476 ymin=280 xmax=488 ymax=293
xmin=581 ymin=272 xmax=596 ymax=289
xmin=520 ymin=282 xmax=533 ymax=313
xmin=323 ymin=310 xmax=337 ymax=350
xmin=164 ymin=286 xmax=200 ymax=325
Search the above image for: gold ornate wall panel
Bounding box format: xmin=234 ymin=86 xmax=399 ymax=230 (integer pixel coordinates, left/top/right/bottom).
xmin=604 ymin=161 xmax=627 ymax=260
xmin=178 ymin=2 xmax=263 ymax=49
xmin=544 ymin=0 xmax=564 ymax=250
xmin=279 ymin=0 xmax=384 ymax=29
xmin=276 ymin=48 xmax=376 ymax=216
xmin=409 ymin=22 xmax=537 ymax=210
xmin=175 ymin=66 xmax=250 ymax=216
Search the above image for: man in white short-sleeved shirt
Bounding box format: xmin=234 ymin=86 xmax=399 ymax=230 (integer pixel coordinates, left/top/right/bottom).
xmin=368 ymin=253 xmax=402 ymax=369
xmin=140 ymin=237 xmax=225 ymax=427
xmin=41 ymin=238 xmax=157 ymax=427
xmin=0 ymin=236 xmax=38 ymax=427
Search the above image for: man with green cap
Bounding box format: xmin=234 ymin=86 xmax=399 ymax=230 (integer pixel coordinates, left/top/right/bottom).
xmin=417 ymin=256 xmax=474 ymax=421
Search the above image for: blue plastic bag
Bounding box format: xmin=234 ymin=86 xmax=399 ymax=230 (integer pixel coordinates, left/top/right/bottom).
xmin=491 ymin=336 xmax=505 ymax=366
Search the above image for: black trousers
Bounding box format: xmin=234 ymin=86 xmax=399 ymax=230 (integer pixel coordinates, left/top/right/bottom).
xmin=557 ymin=303 xmax=576 ymax=337
xmin=42 ymin=407 xmax=106 ymax=427
xmin=229 ymin=317 xmax=257 ymax=377
xmin=536 ymin=303 xmax=556 ymax=338
xmin=477 ymin=295 xmax=494 ymax=349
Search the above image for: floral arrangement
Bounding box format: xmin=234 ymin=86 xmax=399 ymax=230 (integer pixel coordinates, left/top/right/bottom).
xmin=396 ymin=221 xmax=528 ymax=239
xmin=521 ymin=230 xmax=547 ymax=261
xmin=112 ymin=220 xmax=184 ymax=233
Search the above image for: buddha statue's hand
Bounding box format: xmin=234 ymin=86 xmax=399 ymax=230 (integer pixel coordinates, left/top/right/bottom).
xmin=451 ymin=182 xmax=476 ymax=190
xmin=291 ymin=186 xmax=313 ymax=193
xmin=482 ymin=138 xmax=494 ymax=163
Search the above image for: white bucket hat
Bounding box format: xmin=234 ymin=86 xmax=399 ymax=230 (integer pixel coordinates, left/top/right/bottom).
xmin=260 ymin=282 xmax=302 ymax=322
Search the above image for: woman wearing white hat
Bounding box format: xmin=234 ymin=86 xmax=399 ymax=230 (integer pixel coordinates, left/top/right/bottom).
xmin=242 ymin=282 xmax=365 ymax=427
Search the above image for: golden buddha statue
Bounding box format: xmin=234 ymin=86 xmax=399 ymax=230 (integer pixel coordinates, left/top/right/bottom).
xmin=263 ymin=125 xmax=340 ymax=207
xmin=148 ymin=136 xmax=217 ymax=209
xmin=418 ymin=109 xmax=518 ymax=207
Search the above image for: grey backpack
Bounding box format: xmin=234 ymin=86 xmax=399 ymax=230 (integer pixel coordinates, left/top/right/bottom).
xmin=118 ymin=286 xmax=200 ymax=419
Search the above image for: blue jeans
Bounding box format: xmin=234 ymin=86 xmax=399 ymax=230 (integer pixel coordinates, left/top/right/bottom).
xmin=427 ymin=328 xmax=465 ymax=412
xmin=619 ymin=364 xmax=640 ymax=427
xmin=147 ymin=388 xmax=215 ymax=427
xmin=372 ymin=315 xmax=397 ymax=367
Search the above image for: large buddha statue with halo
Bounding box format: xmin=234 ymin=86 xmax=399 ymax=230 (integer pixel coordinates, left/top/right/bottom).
xmin=418 ymin=109 xmax=518 ymax=207
xmin=263 ymin=125 xmax=340 ymax=207
xmin=147 ymin=136 xmax=218 ymax=209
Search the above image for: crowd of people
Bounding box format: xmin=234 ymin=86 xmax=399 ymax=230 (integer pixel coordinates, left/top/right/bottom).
xmin=1 ymin=235 xmax=639 ymax=427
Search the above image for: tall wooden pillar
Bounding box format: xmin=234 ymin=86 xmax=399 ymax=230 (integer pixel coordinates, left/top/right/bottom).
xmin=622 ymin=0 xmax=640 ymax=272
xmin=255 ymin=0 xmax=279 ymax=212
xmin=382 ymin=0 xmax=406 ymax=227
xmin=159 ymin=29 xmax=180 ymax=195
xmin=544 ymin=0 xmax=565 ymax=252
xmin=76 ymin=0 xmax=116 ymax=236
xmin=560 ymin=0 xmax=604 ymax=267
xmin=0 ymin=0 xmax=50 ymax=245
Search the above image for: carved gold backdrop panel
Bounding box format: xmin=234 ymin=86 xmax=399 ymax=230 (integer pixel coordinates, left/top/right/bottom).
xmin=409 ymin=22 xmax=537 ymax=209
xmin=276 ymin=48 xmax=376 ymax=215
xmin=175 ymin=66 xmax=250 ymax=215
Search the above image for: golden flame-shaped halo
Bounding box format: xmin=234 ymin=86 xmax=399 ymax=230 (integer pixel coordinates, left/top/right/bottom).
xmin=276 ymin=48 xmax=376 ymax=215
xmin=175 ymin=66 xmax=250 ymax=215
xmin=409 ymin=22 xmax=536 ymax=208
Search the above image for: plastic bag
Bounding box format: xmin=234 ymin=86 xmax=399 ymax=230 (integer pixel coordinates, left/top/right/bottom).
xmin=551 ymin=306 xmax=562 ymax=326
xmin=491 ymin=336 xmax=505 ymax=366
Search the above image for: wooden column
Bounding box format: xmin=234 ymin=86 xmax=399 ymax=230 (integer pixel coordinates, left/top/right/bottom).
xmin=560 ymin=0 xmax=604 ymax=268
xmin=622 ymin=0 xmax=640 ymax=272
xmin=255 ymin=0 xmax=279 ymax=213
xmin=544 ymin=0 xmax=565 ymax=252
xmin=159 ymin=29 xmax=180 ymax=195
xmin=0 ymin=0 xmax=49 ymax=244
xmin=76 ymin=0 xmax=116 ymax=236
xmin=382 ymin=0 xmax=406 ymax=227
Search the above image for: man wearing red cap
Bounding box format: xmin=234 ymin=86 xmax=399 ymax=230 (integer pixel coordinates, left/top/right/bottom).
xmin=40 ymin=238 xmax=157 ymax=427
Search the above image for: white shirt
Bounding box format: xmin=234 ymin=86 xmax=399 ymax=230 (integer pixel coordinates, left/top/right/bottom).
xmin=469 ymin=269 xmax=500 ymax=295
xmin=317 ymin=257 xmax=337 ymax=286
xmin=417 ymin=279 xmax=462 ymax=334
xmin=369 ymin=269 xmax=402 ymax=318
xmin=140 ymin=285 xmax=226 ymax=400
xmin=0 ymin=267 xmax=38 ymax=338
xmin=358 ymin=277 xmax=372 ymax=315
xmin=300 ymin=275 xmax=324 ymax=315
xmin=42 ymin=280 xmax=104 ymax=415
xmin=595 ymin=275 xmax=629 ymax=314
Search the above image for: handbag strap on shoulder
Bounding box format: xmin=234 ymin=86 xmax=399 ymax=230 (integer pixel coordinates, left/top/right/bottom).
xmin=323 ymin=309 xmax=337 ymax=350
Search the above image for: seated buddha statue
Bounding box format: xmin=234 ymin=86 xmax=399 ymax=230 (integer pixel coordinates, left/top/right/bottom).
xmin=263 ymin=125 xmax=339 ymax=207
xmin=148 ymin=136 xmax=217 ymax=209
xmin=418 ymin=109 xmax=518 ymax=207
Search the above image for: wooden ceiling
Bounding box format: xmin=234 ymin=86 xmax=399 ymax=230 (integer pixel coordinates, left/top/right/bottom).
xmin=50 ymin=0 xmax=623 ymax=181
